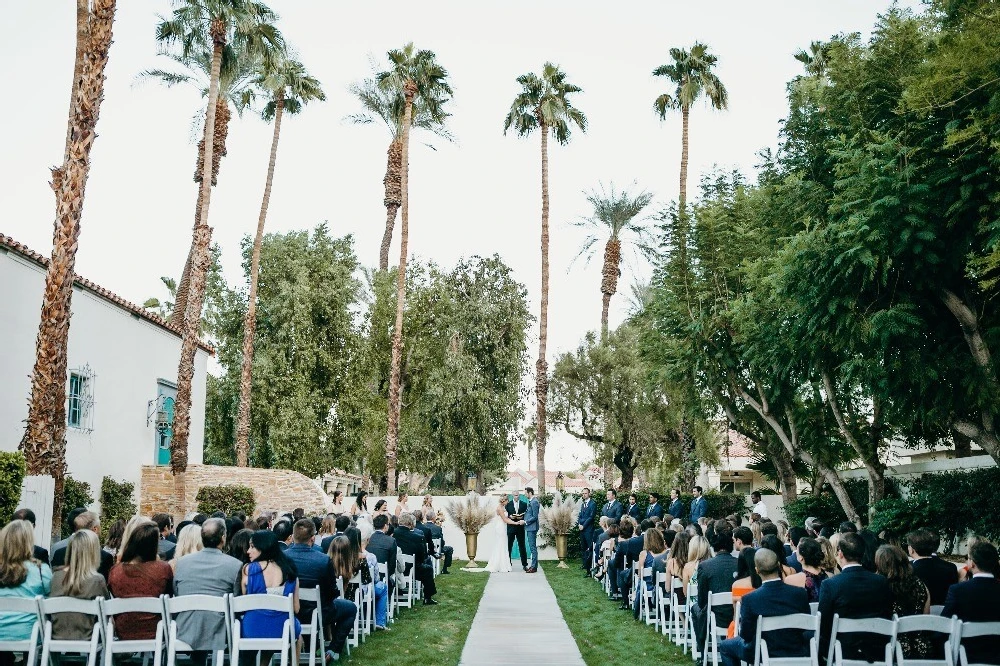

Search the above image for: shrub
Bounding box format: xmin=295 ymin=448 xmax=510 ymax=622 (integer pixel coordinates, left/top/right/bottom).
xmin=100 ymin=477 xmax=136 ymax=536
xmin=62 ymin=476 xmax=94 ymax=526
xmin=0 ymin=452 xmax=27 ymax=525
xmin=196 ymin=484 xmax=256 ymax=516
xmin=784 ymin=478 xmax=898 ymax=528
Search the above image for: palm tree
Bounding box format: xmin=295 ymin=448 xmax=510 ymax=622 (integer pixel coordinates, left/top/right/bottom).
xmin=504 ymin=63 xmax=587 ymax=493
xmin=347 ymin=59 xmax=454 ymax=271
xmin=234 ymin=56 xmax=325 ymax=467
xmin=571 ymin=183 xmax=654 ymax=338
xmin=155 ymin=0 xmax=283 ymax=491
xmin=21 ymin=0 xmax=117 ymax=540
xmin=652 ymin=43 xmax=728 ymax=230
xmin=379 ymin=43 xmax=453 ymax=493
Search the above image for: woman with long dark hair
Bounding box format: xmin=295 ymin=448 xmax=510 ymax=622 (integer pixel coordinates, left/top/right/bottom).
xmin=876 ymin=544 xmax=931 ymax=658
xmin=228 ymin=529 xmax=254 ymax=564
xmin=785 ymin=537 xmax=828 ymax=602
xmin=348 ymin=491 xmax=369 ymax=519
xmin=109 ymin=523 xmax=173 ymax=640
xmin=239 ymin=531 xmax=301 ymax=663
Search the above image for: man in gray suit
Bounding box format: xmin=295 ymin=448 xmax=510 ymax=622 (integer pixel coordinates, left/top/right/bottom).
xmin=173 ymin=518 xmax=243 ymax=665
xmin=524 ymin=487 xmax=541 ymax=573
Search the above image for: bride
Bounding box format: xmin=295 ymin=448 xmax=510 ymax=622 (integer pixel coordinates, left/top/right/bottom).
xmin=485 ymin=494 xmax=524 ymax=573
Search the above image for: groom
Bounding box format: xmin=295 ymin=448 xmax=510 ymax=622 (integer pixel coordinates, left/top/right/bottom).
xmin=506 ymin=490 xmax=529 ymax=570
xmin=524 ymin=487 xmax=540 ymax=573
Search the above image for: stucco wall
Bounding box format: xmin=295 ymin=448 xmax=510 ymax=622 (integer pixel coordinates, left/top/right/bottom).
xmin=0 ymin=249 xmax=208 ymax=509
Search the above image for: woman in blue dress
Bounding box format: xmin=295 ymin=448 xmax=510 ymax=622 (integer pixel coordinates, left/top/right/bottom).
xmin=239 ymin=531 xmax=301 ymax=665
xmin=0 ymin=519 xmax=52 ymax=664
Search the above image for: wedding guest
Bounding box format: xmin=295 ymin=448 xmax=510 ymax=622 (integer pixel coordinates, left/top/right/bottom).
xmin=633 ymin=528 xmax=668 ymax=617
xmin=750 ymin=491 xmax=768 ymax=519
xmin=50 ymin=530 xmax=110 ymax=639
xmin=51 ymin=511 xmax=114 ymax=580
xmin=109 ymin=522 xmax=173 ymax=640
xmin=683 ymin=535 xmax=711 ymax=588
xmin=786 ymin=526 xmax=807 ymax=573
xmin=666 ymin=532 xmax=690 ymax=603
xmin=941 ymin=541 xmax=1000 ymax=664
xmin=876 ymin=544 xmax=931 ymax=658
xmin=816 ymin=536 xmax=840 ymax=575
xmin=0 ymin=520 xmax=52 ymax=646
xmin=785 ymin=537 xmax=828 ymax=602
xmin=240 ymin=531 xmax=301 ymax=666
xmin=152 ymin=513 xmax=176 ymax=561
xmin=357 ymin=522 xmax=389 ymax=630
xmin=421 ymin=509 xmax=453 ymax=574
xmin=170 ymin=523 xmax=205 ymax=572
xmin=228 ymin=528 xmax=253 ymax=564
xmin=693 ymin=521 xmax=738 ymax=647
xmin=393 ymin=513 xmax=437 ymax=605
xmin=907 ymin=528 xmax=958 ymax=605
xmin=104 ymin=519 xmax=126 ymax=559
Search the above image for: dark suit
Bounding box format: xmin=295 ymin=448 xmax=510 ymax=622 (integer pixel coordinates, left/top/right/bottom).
xmin=612 ymin=535 xmax=644 ymax=597
xmin=419 ymin=521 xmax=452 ymax=572
xmin=394 ymin=526 xmax=436 ymax=601
xmin=320 ymin=531 xmax=344 ymax=555
xmin=646 ymin=502 xmax=665 ymax=520
xmin=626 ymin=502 xmax=642 ymax=520
xmin=52 ymin=542 xmax=114 ymax=581
xmin=367 ymin=531 xmax=398 ymax=584
xmin=578 ymin=498 xmax=597 ymax=570
xmin=284 ymin=543 xmax=341 ymax=625
xmin=33 ymin=546 xmax=49 ymax=565
xmin=506 ymin=499 xmax=528 ymax=569
xmin=414 ymin=522 xmax=437 ymax=557
xmin=912 ymin=556 xmax=959 ymax=606
xmin=601 ymin=500 xmax=623 ymax=522
xmin=719 ymin=580 xmax=811 ymax=666
xmin=818 ymin=565 xmax=893 ymax=663
xmin=941 ymin=576 xmax=1000 ymax=665
xmin=668 ymin=498 xmax=684 ymax=521
xmin=694 ymin=551 xmax=741 ymax=647
xmin=690 ymin=496 xmax=708 ymax=523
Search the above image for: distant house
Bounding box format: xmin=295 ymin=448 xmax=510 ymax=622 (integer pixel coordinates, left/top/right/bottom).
xmin=494 ymin=467 xmax=596 ymax=494
xmin=700 ymin=430 xmax=771 ymax=494
xmin=0 ymin=233 xmax=211 ymax=507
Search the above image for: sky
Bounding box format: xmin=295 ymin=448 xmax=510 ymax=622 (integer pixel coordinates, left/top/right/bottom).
xmin=0 ymin=0 xmax=921 ymax=472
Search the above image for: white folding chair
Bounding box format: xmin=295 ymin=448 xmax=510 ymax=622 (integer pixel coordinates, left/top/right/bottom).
xmin=0 ymin=596 xmax=43 ymax=666
xmin=39 ymin=596 xmax=104 ymax=666
xmin=296 ymin=587 xmax=322 ymax=666
xmin=165 ymin=594 xmax=231 ymax=666
xmin=639 ymin=567 xmax=658 ymax=626
xmin=955 ymin=621 xmax=1000 ymax=666
xmin=703 ymin=591 xmax=733 ymax=666
xmin=656 ymin=573 xmax=671 ymax=636
xmin=335 ymin=579 xmax=359 ymax=654
xmin=809 ymin=602 xmax=819 ymax=615
xmin=431 ymin=540 xmax=443 ymax=576
xmin=828 ymin=615 xmax=896 ymax=666
xmin=895 ymin=614 xmax=957 ymax=666
xmin=397 ymin=554 xmax=416 ymax=610
xmin=668 ymin=576 xmax=686 ymax=644
xmin=100 ymin=595 xmax=168 ymax=666
xmin=753 ymin=612 xmax=820 ymax=666
xmin=347 ymin=573 xmax=372 ymax=641
xmin=684 ymin=581 xmax=700 ymax=658
xmin=376 ymin=563 xmax=395 ymax=624
xmin=230 ymin=593 xmax=295 ymax=666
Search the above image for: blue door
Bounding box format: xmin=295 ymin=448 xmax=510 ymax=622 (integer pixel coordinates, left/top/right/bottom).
xmin=156 ymin=382 xmax=177 ymax=465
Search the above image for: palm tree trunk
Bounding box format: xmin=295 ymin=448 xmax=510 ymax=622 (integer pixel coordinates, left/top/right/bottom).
xmin=600 ymin=238 xmax=621 ymax=339
xmin=378 ymin=137 xmax=403 ymax=271
xmin=21 ymin=0 xmax=116 ymax=542
xmin=235 ymin=93 xmax=285 ymax=467
xmin=171 ymin=97 xmax=231 ymax=328
xmin=535 ymin=120 xmax=550 ymax=494
xmin=679 ymin=106 xmax=690 ymax=216
xmin=385 ymin=83 xmax=417 ymax=494
xmin=171 ymin=24 xmax=225 ymax=514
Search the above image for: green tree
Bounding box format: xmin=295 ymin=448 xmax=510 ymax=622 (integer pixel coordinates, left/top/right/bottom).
xmin=234 ymin=56 xmax=325 ymax=467
xmin=504 ymin=62 xmax=587 ymax=492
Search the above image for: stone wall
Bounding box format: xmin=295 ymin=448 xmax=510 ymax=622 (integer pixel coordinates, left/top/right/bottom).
xmin=140 ymin=465 xmax=327 ymax=519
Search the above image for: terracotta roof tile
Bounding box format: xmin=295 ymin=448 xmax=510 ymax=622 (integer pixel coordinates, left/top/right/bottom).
xmin=1 ymin=233 xmax=214 ymax=354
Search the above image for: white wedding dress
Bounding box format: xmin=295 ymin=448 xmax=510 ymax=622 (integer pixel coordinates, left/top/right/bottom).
xmin=484 ymin=508 xmax=513 ymax=573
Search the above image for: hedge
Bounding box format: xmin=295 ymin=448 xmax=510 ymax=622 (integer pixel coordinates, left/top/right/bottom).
xmin=196 ymin=484 xmax=256 ymax=516
xmin=100 ymin=476 xmax=136 ymax=536
xmin=62 ymin=476 xmax=94 ymax=527
xmin=0 ymin=452 xmax=27 ymax=525
xmin=869 ymin=467 xmax=1000 ymax=553
xmin=784 ymin=478 xmax=900 ymax=528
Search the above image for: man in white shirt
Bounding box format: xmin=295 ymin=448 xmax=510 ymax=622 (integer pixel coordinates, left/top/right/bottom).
xmin=750 ymin=491 xmax=768 ymax=519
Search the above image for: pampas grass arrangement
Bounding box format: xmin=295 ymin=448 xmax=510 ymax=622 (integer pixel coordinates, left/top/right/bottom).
xmin=541 ymin=492 xmax=580 ymax=535
xmin=444 ymin=492 xmax=494 ymax=534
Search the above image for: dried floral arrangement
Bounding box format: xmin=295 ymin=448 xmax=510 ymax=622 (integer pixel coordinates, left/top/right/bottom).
xmin=444 ymin=492 xmax=495 ymax=534
xmin=541 ymin=492 xmax=580 ymax=535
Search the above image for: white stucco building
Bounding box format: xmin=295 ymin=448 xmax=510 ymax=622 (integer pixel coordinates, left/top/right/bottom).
xmin=0 ymin=233 xmax=210 ymax=507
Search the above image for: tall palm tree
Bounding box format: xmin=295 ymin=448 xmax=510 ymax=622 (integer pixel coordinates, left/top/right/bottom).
xmin=156 ymin=0 xmax=283 ymax=493
xmin=347 ymin=59 xmax=454 ymax=271
xmin=652 ymin=43 xmax=728 ymax=234
xmin=379 ymin=43 xmax=452 ymax=493
xmin=504 ymin=63 xmax=587 ymax=493
xmin=234 ymin=56 xmax=325 ymax=467
xmin=21 ymin=0 xmax=117 ymax=539
xmin=571 ymin=183 xmax=653 ymax=338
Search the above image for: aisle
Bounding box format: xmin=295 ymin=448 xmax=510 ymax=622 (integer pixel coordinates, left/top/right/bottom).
xmin=458 ymin=567 xmax=585 ymax=666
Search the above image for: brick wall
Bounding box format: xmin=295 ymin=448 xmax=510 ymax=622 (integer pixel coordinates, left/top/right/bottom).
xmin=140 ymin=465 xmax=327 ymax=519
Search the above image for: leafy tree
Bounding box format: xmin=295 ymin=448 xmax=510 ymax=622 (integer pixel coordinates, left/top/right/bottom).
xmin=504 ymin=62 xmax=587 ymax=492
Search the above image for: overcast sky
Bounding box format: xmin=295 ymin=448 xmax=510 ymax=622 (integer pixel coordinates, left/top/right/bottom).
xmin=1 ymin=1 xmax=919 ymax=471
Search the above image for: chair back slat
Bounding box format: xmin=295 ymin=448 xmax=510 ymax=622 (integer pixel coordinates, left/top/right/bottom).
xmin=298 ymin=587 xmax=319 ymax=602
xmin=961 ymin=621 xmax=1000 ymax=639
xmin=165 ymin=594 xmax=228 ymax=615
xmin=100 ymin=596 xmax=165 ymax=616
xmin=710 ymin=592 xmax=733 ymax=608
xmin=0 ymin=597 xmax=42 ymax=615
xmin=895 ymin=614 xmax=955 ymax=634
xmin=759 ymin=613 xmax=818 ymax=632
xmin=230 ymin=594 xmax=293 ymax=614
xmin=40 ymin=597 xmax=101 ymax=616
xmin=836 ymin=616 xmax=896 ymax=636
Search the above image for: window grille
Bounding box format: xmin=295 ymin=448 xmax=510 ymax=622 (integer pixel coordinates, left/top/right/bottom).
xmin=67 ymin=365 xmax=95 ymax=432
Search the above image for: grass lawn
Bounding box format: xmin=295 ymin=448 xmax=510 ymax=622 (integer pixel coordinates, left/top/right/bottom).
xmin=342 ymin=561 xmax=487 ymax=665
xmin=545 ymin=564 xmax=691 ymax=666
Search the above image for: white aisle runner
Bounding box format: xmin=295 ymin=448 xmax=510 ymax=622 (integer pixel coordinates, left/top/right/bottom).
xmin=458 ymin=567 xmax=585 ymax=666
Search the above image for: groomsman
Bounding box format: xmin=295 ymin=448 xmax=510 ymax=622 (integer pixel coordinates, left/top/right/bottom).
xmin=646 ymin=492 xmax=665 ymax=520
xmin=626 ymin=493 xmax=642 ymax=520
xmin=668 ymin=488 xmax=684 ymax=521
xmin=690 ymin=486 xmax=708 ymax=523
xmin=578 ymin=488 xmax=597 ymax=573
xmin=602 ymin=489 xmax=623 ymax=522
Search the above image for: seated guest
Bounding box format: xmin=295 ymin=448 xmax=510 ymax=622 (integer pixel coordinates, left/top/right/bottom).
xmin=595 ymin=524 xmax=619 ymax=580
xmin=240 ymin=531 xmax=301 ymax=666
xmin=171 ymin=523 xmax=205 ymax=572
xmin=815 ymin=536 xmax=840 ymax=575
xmin=666 ymin=532 xmax=690 ymax=588
xmin=109 ymin=522 xmax=173 ymax=640
xmin=284 ymin=519 xmax=336 ymax=627
xmin=320 ymin=515 xmax=351 ymax=554
xmin=50 ymin=507 xmax=87 ymax=555
xmin=412 ymin=510 xmax=437 ymax=558
xmin=272 ymin=520 xmax=293 ymax=551
xmin=818 ymin=532 xmax=892 ymax=663
xmin=785 ymin=537 xmax=828 ymax=602
xmin=761 ymin=535 xmax=795 ymax=578
xmin=227 ymin=528 xmax=253 ymax=564
xmin=0 ymin=520 xmax=53 ymax=644
xmin=52 ymin=511 xmax=114 ymax=581
xmin=50 ymin=530 xmax=110 ymax=639
xmin=152 ymin=513 xmax=177 ymax=561
xmin=594 ymin=516 xmax=611 ymax=553
xmin=693 ymin=520 xmax=738 ymax=648
xmin=786 ymin=526 xmax=807 ymax=573
xmin=11 ymin=509 xmax=49 ymax=564
xmin=633 ymin=528 xmax=667 ymax=618
xmin=611 ymin=520 xmax=641 ymax=602
xmin=357 ymin=522 xmax=389 ymax=630
xmin=367 ymin=514 xmax=399 ymax=588
xmin=318 ymin=516 xmax=337 ymax=542
xmin=718 ymin=549 xmax=810 ymax=666
xmin=103 ymin=519 xmax=126 ymax=559
xmin=683 ymin=535 xmax=711 ymax=588
xmin=907 ymin=528 xmax=958 ymax=606
xmin=941 ymin=541 xmax=1000 ymax=666
xmin=421 ymin=509 xmax=453 ymax=574
xmin=876 ymin=544 xmax=931 ymax=659
xmin=174 ymin=518 xmax=243 ymax=666
xmin=393 ymin=513 xmax=437 ymax=605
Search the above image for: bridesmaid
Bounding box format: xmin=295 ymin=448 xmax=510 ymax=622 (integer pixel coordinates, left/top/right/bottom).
xmin=393 ymin=491 xmax=410 ymax=518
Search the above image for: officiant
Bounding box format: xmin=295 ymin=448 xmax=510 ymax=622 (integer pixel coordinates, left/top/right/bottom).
xmin=506 ymin=490 xmax=529 ymax=571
